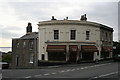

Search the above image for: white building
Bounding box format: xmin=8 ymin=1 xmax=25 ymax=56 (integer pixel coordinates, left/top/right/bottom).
xmin=38 ymin=16 xmax=113 ymax=63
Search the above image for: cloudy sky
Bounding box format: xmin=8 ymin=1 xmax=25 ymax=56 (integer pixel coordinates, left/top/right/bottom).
xmin=0 ymin=0 xmax=119 ymax=47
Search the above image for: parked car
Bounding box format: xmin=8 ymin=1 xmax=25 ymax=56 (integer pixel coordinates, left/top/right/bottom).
xmin=0 ymin=62 xmax=9 ymax=69
xmin=113 ymin=54 xmax=120 ymax=62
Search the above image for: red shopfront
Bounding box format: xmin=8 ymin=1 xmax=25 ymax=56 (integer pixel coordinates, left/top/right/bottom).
xmin=101 ymin=46 xmax=112 ymax=59
xmin=46 ymin=45 xmax=66 ymax=61
xmin=81 ymin=45 xmax=98 ymax=61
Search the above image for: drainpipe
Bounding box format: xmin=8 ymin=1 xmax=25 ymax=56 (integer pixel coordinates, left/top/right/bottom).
xmin=34 ymin=38 xmax=37 ymax=67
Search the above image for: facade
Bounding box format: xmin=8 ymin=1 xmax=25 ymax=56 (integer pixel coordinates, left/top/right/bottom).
xmin=38 ymin=15 xmax=113 ymax=63
xmin=12 ymin=23 xmax=38 ymax=68
xmin=100 ymin=25 xmax=113 ymax=59
xmin=11 ymin=15 xmax=113 ymax=68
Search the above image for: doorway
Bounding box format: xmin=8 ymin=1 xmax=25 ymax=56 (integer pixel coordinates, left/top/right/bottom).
xmin=69 ymin=52 xmax=77 ymax=62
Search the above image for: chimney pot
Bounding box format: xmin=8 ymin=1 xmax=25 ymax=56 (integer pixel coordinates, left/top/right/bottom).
xmin=26 ymin=22 xmax=32 ymax=34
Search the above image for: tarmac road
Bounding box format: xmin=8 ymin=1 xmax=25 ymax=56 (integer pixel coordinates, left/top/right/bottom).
xmin=2 ymin=61 xmax=119 ymax=80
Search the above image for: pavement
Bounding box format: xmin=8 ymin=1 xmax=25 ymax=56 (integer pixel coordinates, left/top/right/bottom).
xmin=2 ymin=61 xmax=120 ymax=80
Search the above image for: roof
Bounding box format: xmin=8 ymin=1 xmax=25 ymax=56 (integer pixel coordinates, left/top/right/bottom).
xmin=38 ymin=20 xmax=113 ymax=31
xmin=20 ymin=32 xmax=38 ymax=39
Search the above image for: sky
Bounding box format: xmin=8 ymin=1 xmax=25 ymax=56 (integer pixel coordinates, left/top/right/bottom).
xmin=0 ymin=0 xmax=119 ymax=47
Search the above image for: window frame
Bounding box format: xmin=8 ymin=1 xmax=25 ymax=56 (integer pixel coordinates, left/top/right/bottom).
xmin=86 ymin=31 xmax=90 ymax=40
xmin=70 ymin=30 xmax=76 ymax=40
xmin=29 ymin=54 xmax=34 ymax=64
xmin=54 ymin=30 xmax=59 ymax=40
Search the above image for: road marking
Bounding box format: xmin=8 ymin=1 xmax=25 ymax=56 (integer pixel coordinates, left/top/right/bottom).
xmin=60 ymin=70 xmax=65 ymax=73
xmin=48 ymin=66 xmax=59 ymax=68
xmin=34 ymin=74 xmax=42 ymax=77
xmin=81 ymin=67 xmax=84 ymax=69
xmin=51 ymin=72 xmax=56 ymax=74
xmin=108 ymin=63 xmax=111 ymax=64
xmin=94 ymin=65 xmax=100 ymax=67
xmin=98 ymin=72 xmax=118 ymax=78
xmin=90 ymin=66 xmax=94 ymax=68
xmin=25 ymin=76 xmax=31 ymax=78
xmin=44 ymin=73 xmax=50 ymax=76
xmin=93 ymin=72 xmax=118 ymax=78
xmin=84 ymin=67 xmax=88 ymax=69
xmin=71 ymin=69 xmax=75 ymax=71
xmin=76 ymin=68 xmax=80 ymax=70
xmin=93 ymin=76 xmax=98 ymax=78
xmin=66 ymin=69 xmax=70 ymax=72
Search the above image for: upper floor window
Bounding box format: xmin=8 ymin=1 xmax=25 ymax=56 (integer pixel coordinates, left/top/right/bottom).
xmin=102 ymin=31 xmax=104 ymax=40
xmin=23 ymin=41 xmax=26 ymax=48
xmin=30 ymin=41 xmax=33 ymax=49
xmin=70 ymin=30 xmax=76 ymax=40
xmin=109 ymin=33 xmax=112 ymax=41
xmin=106 ymin=32 xmax=108 ymax=40
xmin=17 ymin=42 xmax=19 ymax=48
xmin=54 ymin=30 xmax=59 ymax=40
xmin=86 ymin=31 xmax=90 ymax=40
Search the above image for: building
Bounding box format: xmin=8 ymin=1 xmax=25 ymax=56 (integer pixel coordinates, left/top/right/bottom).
xmin=38 ymin=15 xmax=113 ymax=63
xmin=11 ymin=23 xmax=38 ymax=68
xmin=100 ymin=24 xmax=113 ymax=60
xmin=11 ymin=15 xmax=113 ymax=68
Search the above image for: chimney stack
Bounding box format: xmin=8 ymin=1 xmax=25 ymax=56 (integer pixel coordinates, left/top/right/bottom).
xmin=26 ymin=22 xmax=32 ymax=34
xmin=51 ymin=16 xmax=57 ymax=20
xmin=80 ymin=14 xmax=87 ymax=21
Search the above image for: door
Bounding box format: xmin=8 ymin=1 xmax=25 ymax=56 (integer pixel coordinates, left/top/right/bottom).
xmin=69 ymin=52 xmax=77 ymax=62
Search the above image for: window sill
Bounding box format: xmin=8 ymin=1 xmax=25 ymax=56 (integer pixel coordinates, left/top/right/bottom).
xmin=29 ymin=62 xmax=33 ymax=64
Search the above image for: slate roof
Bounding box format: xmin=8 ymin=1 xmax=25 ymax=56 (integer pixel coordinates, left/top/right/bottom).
xmin=20 ymin=32 xmax=38 ymax=39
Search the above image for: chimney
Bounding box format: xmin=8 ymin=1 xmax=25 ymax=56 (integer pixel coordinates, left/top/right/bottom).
xmin=80 ymin=14 xmax=87 ymax=21
xmin=66 ymin=17 xmax=68 ymax=20
xmin=26 ymin=22 xmax=32 ymax=34
xmin=51 ymin=16 xmax=57 ymax=20
xmin=64 ymin=17 xmax=68 ymax=20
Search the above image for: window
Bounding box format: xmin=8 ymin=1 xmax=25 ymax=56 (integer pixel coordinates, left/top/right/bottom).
xmin=42 ymin=54 xmax=45 ymax=60
xmin=109 ymin=33 xmax=112 ymax=41
xmin=30 ymin=41 xmax=33 ymax=49
xmin=86 ymin=31 xmax=90 ymax=40
xmin=102 ymin=31 xmax=104 ymax=40
xmin=54 ymin=30 xmax=59 ymax=40
xmin=16 ymin=55 xmax=19 ymax=66
xmin=29 ymin=54 xmax=34 ymax=64
xmin=106 ymin=32 xmax=108 ymax=40
xmin=70 ymin=30 xmax=76 ymax=40
xmin=17 ymin=42 xmax=19 ymax=48
xmin=23 ymin=41 xmax=26 ymax=48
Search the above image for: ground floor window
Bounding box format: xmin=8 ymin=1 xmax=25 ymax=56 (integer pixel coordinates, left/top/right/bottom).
xmin=101 ymin=52 xmax=109 ymax=59
xmin=29 ymin=54 xmax=34 ymax=64
xmin=81 ymin=52 xmax=94 ymax=61
xmin=48 ymin=52 xmax=66 ymax=61
xmin=42 ymin=54 xmax=45 ymax=60
xmin=16 ymin=55 xmax=19 ymax=66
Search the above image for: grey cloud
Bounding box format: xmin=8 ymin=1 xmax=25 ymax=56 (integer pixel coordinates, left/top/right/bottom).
xmin=1 ymin=26 xmax=23 ymax=39
xmin=6 ymin=1 xmax=118 ymax=41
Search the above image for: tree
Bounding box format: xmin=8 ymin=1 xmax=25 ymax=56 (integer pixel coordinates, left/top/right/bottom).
xmin=2 ymin=54 xmax=12 ymax=63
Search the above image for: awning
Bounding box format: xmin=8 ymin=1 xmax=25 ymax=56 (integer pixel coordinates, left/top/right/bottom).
xmin=82 ymin=45 xmax=98 ymax=52
xmin=102 ymin=46 xmax=112 ymax=52
xmin=69 ymin=45 xmax=78 ymax=52
xmin=47 ymin=45 xmax=66 ymax=52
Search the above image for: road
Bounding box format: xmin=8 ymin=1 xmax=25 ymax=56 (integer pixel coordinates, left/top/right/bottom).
xmin=2 ymin=62 xmax=120 ymax=79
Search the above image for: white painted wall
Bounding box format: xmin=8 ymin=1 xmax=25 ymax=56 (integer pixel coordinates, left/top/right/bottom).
xmin=38 ymin=21 xmax=101 ymax=61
